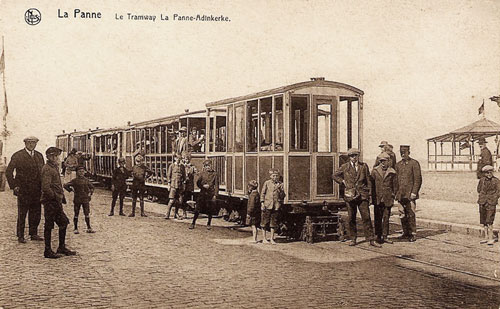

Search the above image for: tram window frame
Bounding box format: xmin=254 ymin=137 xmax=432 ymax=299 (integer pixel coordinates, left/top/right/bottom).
xmin=234 ymin=103 xmax=245 ymax=152
xmin=339 ymin=97 xmax=360 ymax=152
xmin=259 ymin=97 xmax=272 ymax=152
xmin=289 ymin=95 xmax=310 ymax=152
xmin=315 ymin=101 xmax=334 ymax=153
xmin=227 ymin=105 xmax=234 ymax=152
xmin=160 ymin=126 xmax=166 ymax=154
xmin=274 ymin=95 xmax=284 ymax=152
xmin=215 ymin=115 xmax=226 ymax=152
xmin=246 ymin=100 xmax=258 ymax=153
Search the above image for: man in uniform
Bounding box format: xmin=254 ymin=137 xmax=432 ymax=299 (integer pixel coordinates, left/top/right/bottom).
xmin=41 ymin=147 xmax=76 ymax=258
xmin=477 ymin=137 xmax=493 ymax=179
xmin=6 ymin=136 xmax=45 ymax=243
xmin=189 ymin=159 xmax=219 ymax=230
xmin=395 ymin=144 xmax=422 ymax=242
xmin=333 ymin=148 xmax=380 ymax=247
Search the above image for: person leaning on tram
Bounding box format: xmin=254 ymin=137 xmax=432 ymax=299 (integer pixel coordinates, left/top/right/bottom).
xmin=333 ymin=148 xmax=381 ymax=247
xmin=395 ymin=144 xmax=422 ymax=242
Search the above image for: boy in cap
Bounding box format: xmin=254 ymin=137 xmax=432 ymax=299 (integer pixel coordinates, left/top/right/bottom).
xmin=395 ymin=144 xmax=422 ymax=242
xmin=109 ymin=157 xmax=130 ymax=216
xmin=371 ymin=152 xmax=398 ymax=244
xmin=333 ymin=148 xmax=380 ymax=247
xmin=477 ymin=165 xmax=500 ymax=245
xmin=246 ymin=180 xmax=261 ymax=243
xmin=189 ymin=159 xmax=218 ymax=229
xmin=181 ymin=153 xmax=197 ymax=219
xmin=41 ymin=147 xmax=76 ymax=258
xmin=260 ymin=168 xmax=285 ymax=244
xmin=129 ymin=153 xmax=152 ymax=217
xmin=5 ymin=136 xmax=45 ymax=243
xmin=64 ymin=166 xmax=95 ymax=234
xmin=165 ymin=155 xmax=186 ymax=220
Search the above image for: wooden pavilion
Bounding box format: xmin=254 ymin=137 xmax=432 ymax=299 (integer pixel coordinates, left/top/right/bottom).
xmin=427 ymin=117 xmax=500 ymax=171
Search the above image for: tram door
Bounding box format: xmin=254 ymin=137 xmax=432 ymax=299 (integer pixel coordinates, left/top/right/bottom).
xmin=311 ymin=95 xmax=337 ymax=199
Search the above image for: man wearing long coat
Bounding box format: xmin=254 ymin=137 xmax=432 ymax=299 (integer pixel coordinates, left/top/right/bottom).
xmin=6 ymin=136 xmax=45 ymax=242
xmin=395 ymin=144 xmax=422 ymax=242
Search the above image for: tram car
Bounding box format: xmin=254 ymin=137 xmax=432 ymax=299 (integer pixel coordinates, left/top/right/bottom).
xmin=56 ymin=78 xmax=363 ymax=242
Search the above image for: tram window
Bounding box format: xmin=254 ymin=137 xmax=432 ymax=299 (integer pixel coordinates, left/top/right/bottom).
xmin=259 ymin=97 xmax=272 ymax=151
xmin=339 ymin=97 xmax=359 ymax=152
xmin=234 ymin=105 xmax=244 ymax=152
xmin=101 ymin=136 xmax=106 ymax=153
xmin=246 ymin=100 xmax=258 ymax=152
xmin=160 ymin=126 xmax=166 ymax=153
xmin=187 ymin=118 xmax=205 ymax=153
xmin=227 ymin=106 xmax=233 ymax=152
xmin=112 ymin=134 xmax=118 ymax=152
xmin=274 ymin=96 xmax=284 ymax=151
xmin=316 ymin=103 xmax=332 ymax=152
xmin=215 ymin=116 xmax=226 ymax=152
xmin=290 ymin=96 xmax=309 ymax=151
xmin=145 ymin=129 xmax=151 ymax=154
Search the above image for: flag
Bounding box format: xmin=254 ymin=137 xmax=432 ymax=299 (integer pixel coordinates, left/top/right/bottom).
xmin=491 ymin=96 xmax=500 ymax=107
xmin=478 ymin=101 xmax=484 ymax=115
xmin=459 ymin=141 xmax=470 ymax=150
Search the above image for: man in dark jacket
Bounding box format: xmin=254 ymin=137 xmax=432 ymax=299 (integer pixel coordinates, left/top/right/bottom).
xmin=371 ymin=152 xmax=398 ymax=244
xmin=333 ymin=148 xmax=380 ymax=247
xmin=395 ymin=144 xmax=422 ymax=242
xmin=477 ymin=138 xmax=493 ymax=179
xmin=189 ymin=159 xmax=219 ymax=230
xmin=109 ymin=157 xmax=130 ymax=216
xmin=6 ymin=136 xmax=45 ymax=243
xmin=41 ymin=147 xmax=76 ymax=259
xmin=477 ymin=165 xmax=500 ymax=245
xmin=373 ymin=141 xmax=397 ymax=168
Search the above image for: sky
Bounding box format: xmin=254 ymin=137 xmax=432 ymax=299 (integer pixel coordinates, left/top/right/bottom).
xmin=0 ymin=0 xmax=499 ymax=167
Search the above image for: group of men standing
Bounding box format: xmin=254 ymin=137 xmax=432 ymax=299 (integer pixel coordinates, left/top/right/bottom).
xmin=333 ymin=141 xmax=422 ymax=247
xmin=6 ymin=137 xmax=76 ymax=258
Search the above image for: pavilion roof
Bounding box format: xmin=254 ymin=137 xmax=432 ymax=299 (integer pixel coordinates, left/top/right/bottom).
xmin=427 ymin=117 xmax=500 ymax=142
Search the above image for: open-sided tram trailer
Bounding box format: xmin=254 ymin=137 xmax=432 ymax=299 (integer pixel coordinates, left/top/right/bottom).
xmin=57 ymin=78 xmax=363 ymax=243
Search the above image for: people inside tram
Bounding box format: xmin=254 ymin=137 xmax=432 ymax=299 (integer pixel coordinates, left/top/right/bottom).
xmin=188 ymin=127 xmax=204 ymax=153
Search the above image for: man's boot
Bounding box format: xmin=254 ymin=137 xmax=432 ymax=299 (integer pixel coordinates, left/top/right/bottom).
xmin=480 ymin=226 xmax=488 ymax=244
xmin=57 ymin=227 xmax=76 ymax=256
xmin=119 ymin=201 xmax=125 ymax=216
xmin=487 ymin=225 xmax=495 ymax=245
xmin=129 ymin=200 xmax=136 ymax=217
xmin=44 ymin=229 xmax=60 ymax=258
xmin=165 ymin=200 xmax=173 ymax=219
xmin=140 ymin=200 xmax=147 ymax=217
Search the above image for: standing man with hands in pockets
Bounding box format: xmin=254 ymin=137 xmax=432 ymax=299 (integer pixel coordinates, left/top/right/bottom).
xmin=6 ymin=136 xmax=45 ymax=243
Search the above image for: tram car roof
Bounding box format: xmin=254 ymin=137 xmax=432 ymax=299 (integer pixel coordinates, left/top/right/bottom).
xmin=130 ymin=109 xmax=206 ymax=128
xmin=205 ymin=79 xmax=364 ymax=108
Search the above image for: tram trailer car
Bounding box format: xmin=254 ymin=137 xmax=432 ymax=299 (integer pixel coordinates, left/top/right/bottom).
xmin=204 ymin=78 xmax=363 ymax=242
xmin=56 ymin=78 xmax=362 ymax=243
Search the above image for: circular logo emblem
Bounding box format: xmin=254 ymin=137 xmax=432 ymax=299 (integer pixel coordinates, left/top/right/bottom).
xmin=25 ymin=8 xmax=41 ymax=25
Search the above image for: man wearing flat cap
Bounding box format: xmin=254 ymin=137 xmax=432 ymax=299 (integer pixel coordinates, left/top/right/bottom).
xmin=374 ymin=141 xmax=397 ymax=169
xmin=476 ymin=138 xmax=493 ymax=179
xmin=395 ymin=144 xmax=422 ymax=242
xmin=174 ymin=127 xmax=188 ymax=157
xmin=333 ymin=148 xmax=380 ymax=247
xmin=6 ymin=136 xmax=45 ymax=243
xmin=190 ymin=159 xmax=218 ymax=230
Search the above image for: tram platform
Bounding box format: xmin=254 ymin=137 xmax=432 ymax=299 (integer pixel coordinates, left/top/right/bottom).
xmin=139 ymin=195 xmax=498 ymax=239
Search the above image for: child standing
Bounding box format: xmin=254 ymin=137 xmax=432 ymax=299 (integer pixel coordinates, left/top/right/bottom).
xmin=260 ymin=168 xmax=286 ymax=244
xmin=129 ymin=153 xmax=152 ymax=217
xmin=477 ymin=165 xmax=500 ymax=245
xmin=64 ymin=166 xmax=95 ymax=234
xmin=109 ymin=157 xmax=130 ymax=216
xmin=246 ymin=180 xmax=260 ymax=243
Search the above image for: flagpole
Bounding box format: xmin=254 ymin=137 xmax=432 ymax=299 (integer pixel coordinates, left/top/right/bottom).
xmin=1 ymin=35 xmax=6 ymax=164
